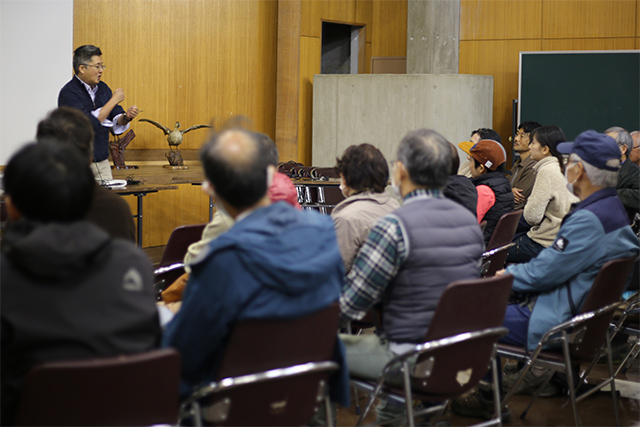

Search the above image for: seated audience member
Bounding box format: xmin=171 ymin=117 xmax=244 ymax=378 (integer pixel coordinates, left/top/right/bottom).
xmin=161 ymin=129 xmax=349 ymax=407
xmin=606 ymin=126 xmax=639 ymax=223
xmin=453 ymin=131 xmax=639 ymax=418
xmin=1 ymin=141 xmax=160 ymax=426
xmin=458 ymin=127 xmax=503 ymax=177
xmin=331 ymin=143 xmax=400 ymax=272
xmin=468 ymin=139 xmax=515 ymax=243
xmin=506 ymin=126 xmax=578 ymax=263
xmin=631 ymin=130 xmax=640 ymax=166
xmin=444 ymin=141 xmax=478 ymax=216
xmin=339 ymin=129 xmax=484 ymax=424
xmin=183 ymin=131 xmax=299 ymax=265
xmin=36 ymin=107 xmax=136 ymax=242
xmin=510 ymin=121 xmax=542 ymax=210
xmin=161 ymin=132 xmax=300 ymax=304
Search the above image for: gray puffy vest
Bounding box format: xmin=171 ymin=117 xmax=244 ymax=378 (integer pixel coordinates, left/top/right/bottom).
xmin=381 ymin=196 xmax=484 ymax=343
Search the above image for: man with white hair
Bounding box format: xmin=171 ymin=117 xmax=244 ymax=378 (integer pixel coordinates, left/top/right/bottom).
xmin=454 ymin=130 xmax=639 ymax=419
xmin=606 ymin=126 xmax=639 ymax=222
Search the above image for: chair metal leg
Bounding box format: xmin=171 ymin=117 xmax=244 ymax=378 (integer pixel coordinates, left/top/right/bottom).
xmin=501 ymin=359 xmax=533 ymax=413
xmin=520 ymin=370 xmax=554 ymax=420
xmin=616 ymin=340 xmax=640 ymax=376
xmin=355 ymin=378 xmax=385 ymax=426
xmin=605 ymin=334 xmax=621 ymax=427
xmin=490 ymin=354 xmax=502 ymax=425
xmin=561 ymin=338 xmax=581 ymax=427
xmin=402 ymin=361 xmax=414 ymax=427
xmin=325 ymin=397 xmax=334 ymax=427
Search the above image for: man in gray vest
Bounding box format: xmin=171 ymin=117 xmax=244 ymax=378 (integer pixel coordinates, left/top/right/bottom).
xmin=339 ymin=128 xmax=485 ymax=425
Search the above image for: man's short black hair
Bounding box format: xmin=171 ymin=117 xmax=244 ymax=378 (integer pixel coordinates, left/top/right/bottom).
xmin=518 ymin=121 xmax=542 ymax=134
xmin=334 ymin=143 xmax=389 ymax=194
xmin=253 ymin=132 xmax=279 ymax=167
xmin=397 ymin=129 xmax=452 ymax=189
xmin=73 ymin=45 xmax=102 ymax=74
xmin=36 ymin=107 xmax=95 ymax=161
xmin=471 ymin=128 xmax=502 ymax=143
xmin=4 ymin=140 xmax=95 ymax=223
xmin=200 ymin=129 xmax=271 ymax=210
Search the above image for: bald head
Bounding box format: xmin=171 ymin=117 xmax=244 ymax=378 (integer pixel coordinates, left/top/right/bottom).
xmin=201 ymin=129 xmax=272 ymax=210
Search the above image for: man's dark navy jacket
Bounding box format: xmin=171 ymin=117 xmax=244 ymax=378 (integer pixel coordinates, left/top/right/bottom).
xmin=58 ymin=77 xmax=125 ymax=162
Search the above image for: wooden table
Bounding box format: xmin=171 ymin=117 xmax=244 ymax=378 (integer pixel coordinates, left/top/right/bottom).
xmin=111 ymin=184 xmax=178 ymax=246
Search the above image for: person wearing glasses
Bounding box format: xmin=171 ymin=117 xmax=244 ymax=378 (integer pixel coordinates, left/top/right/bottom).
xmin=58 ymin=45 xmax=139 ymax=180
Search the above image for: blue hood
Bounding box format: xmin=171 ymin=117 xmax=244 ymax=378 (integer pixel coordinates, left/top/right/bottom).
xmin=195 ymin=202 xmax=345 ymax=295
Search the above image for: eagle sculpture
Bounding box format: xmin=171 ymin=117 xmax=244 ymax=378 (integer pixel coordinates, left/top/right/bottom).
xmin=139 ymin=119 xmax=211 ymax=150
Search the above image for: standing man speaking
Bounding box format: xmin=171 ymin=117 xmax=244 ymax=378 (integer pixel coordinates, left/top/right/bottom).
xmin=58 ymin=45 xmax=138 ymax=180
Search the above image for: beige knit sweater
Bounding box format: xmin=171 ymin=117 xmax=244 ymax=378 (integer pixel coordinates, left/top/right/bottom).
xmin=525 ymin=156 xmax=580 ymax=247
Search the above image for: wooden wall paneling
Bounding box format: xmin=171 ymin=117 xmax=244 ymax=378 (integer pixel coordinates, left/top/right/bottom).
xmin=301 ymin=1 xmax=324 ymax=37
xmin=541 ymin=38 xmax=638 ymax=51
xmin=365 ymin=42 xmax=373 ymax=73
xmin=358 ymin=26 xmax=367 ymax=73
xmin=75 ymin=0 xmax=279 ymax=247
xmin=637 ymin=0 xmax=640 ymax=37
xmin=301 ymin=0 xmax=358 ymax=37
xmin=459 ymin=39 xmax=541 ymax=163
xmin=276 ymin=0 xmax=302 ymax=162
xmin=356 ymin=0 xmax=374 ymax=43
xmin=460 ymin=0 xmax=542 ymax=41
xmin=299 ymin=36 xmax=322 ymax=165
xmin=371 ymin=0 xmax=408 ymax=57
xmin=542 ymin=0 xmax=637 ymax=39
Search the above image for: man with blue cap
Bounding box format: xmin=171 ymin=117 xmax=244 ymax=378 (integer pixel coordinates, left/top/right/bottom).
xmin=453 ymin=130 xmax=640 ymax=419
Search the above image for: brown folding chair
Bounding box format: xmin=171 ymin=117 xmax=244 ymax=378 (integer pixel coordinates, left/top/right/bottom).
xmin=486 ymin=210 xmax=522 ymax=251
xmin=15 ymin=348 xmax=181 ymax=426
xmin=183 ymin=361 xmax=338 ymax=426
xmin=498 ymin=255 xmax=637 ymax=426
xmin=153 ymin=223 xmax=207 ymax=297
xmin=351 ymin=274 xmax=514 ymax=427
xmin=317 ymin=186 xmax=346 ymax=214
xmin=481 ymin=242 xmax=516 ymax=277
xmin=179 ymin=303 xmax=341 ymax=426
xmin=159 ymin=223 xmax=207 ymax=267
xmin=608 ymin=293 xmax=640 ymax=376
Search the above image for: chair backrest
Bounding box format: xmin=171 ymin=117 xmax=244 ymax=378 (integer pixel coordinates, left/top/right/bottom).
xmin=15 ymin=348 xmax=181 ymax=426
xmin=159 ymin=223 xmax=207 ymax=267
xmin=570 ymin=255 xmax=637 ymax=359
xmin=200 ymin=362 xmax=338 ymax=426
xmin=411 ymin=327 xmax=508 ymax=397
xmin=408 ymin=275 xmax=512 ymax=397
xmin=216 ymin=302 xmax=340 ymax=379
xmin=424 ymin=274 xmax=513 ymax=342
xmin=481 ymin=242 xmax=515 ymax=277
xmin=486 ymin=210 xmax=523 ymax=251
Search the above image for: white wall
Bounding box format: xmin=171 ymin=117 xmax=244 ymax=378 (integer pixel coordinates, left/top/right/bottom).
xmin=0 ymin=0 xmax=73 ymax=165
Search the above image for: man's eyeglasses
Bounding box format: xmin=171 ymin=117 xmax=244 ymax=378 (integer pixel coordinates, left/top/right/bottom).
xmin=83 ymin=63 xmax=106 ymax=71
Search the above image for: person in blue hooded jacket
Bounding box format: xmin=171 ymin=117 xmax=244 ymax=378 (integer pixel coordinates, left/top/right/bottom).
xmin=453 ymin=130 xmax=639 ymax=419
xmin=161 ymin=128 xmax=349 ymax=410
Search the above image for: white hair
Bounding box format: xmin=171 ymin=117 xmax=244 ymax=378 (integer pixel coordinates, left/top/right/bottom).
xmin=605 ymin=126 xmax=633 ymax=153
xmin=569 ymin=154 xmax=618 ymax=188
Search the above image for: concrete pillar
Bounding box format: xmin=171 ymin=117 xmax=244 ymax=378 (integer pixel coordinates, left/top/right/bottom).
xmin=407 ymin=0 xmax=460 ymax=74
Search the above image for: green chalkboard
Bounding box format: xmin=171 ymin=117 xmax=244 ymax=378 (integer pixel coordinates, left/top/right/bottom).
xmin=519 ymin=51 xmax=640 ymax=140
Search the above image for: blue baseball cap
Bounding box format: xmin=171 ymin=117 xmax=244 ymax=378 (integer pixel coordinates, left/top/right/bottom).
xmin=557 ymin=130 xmax=621 ymax=172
